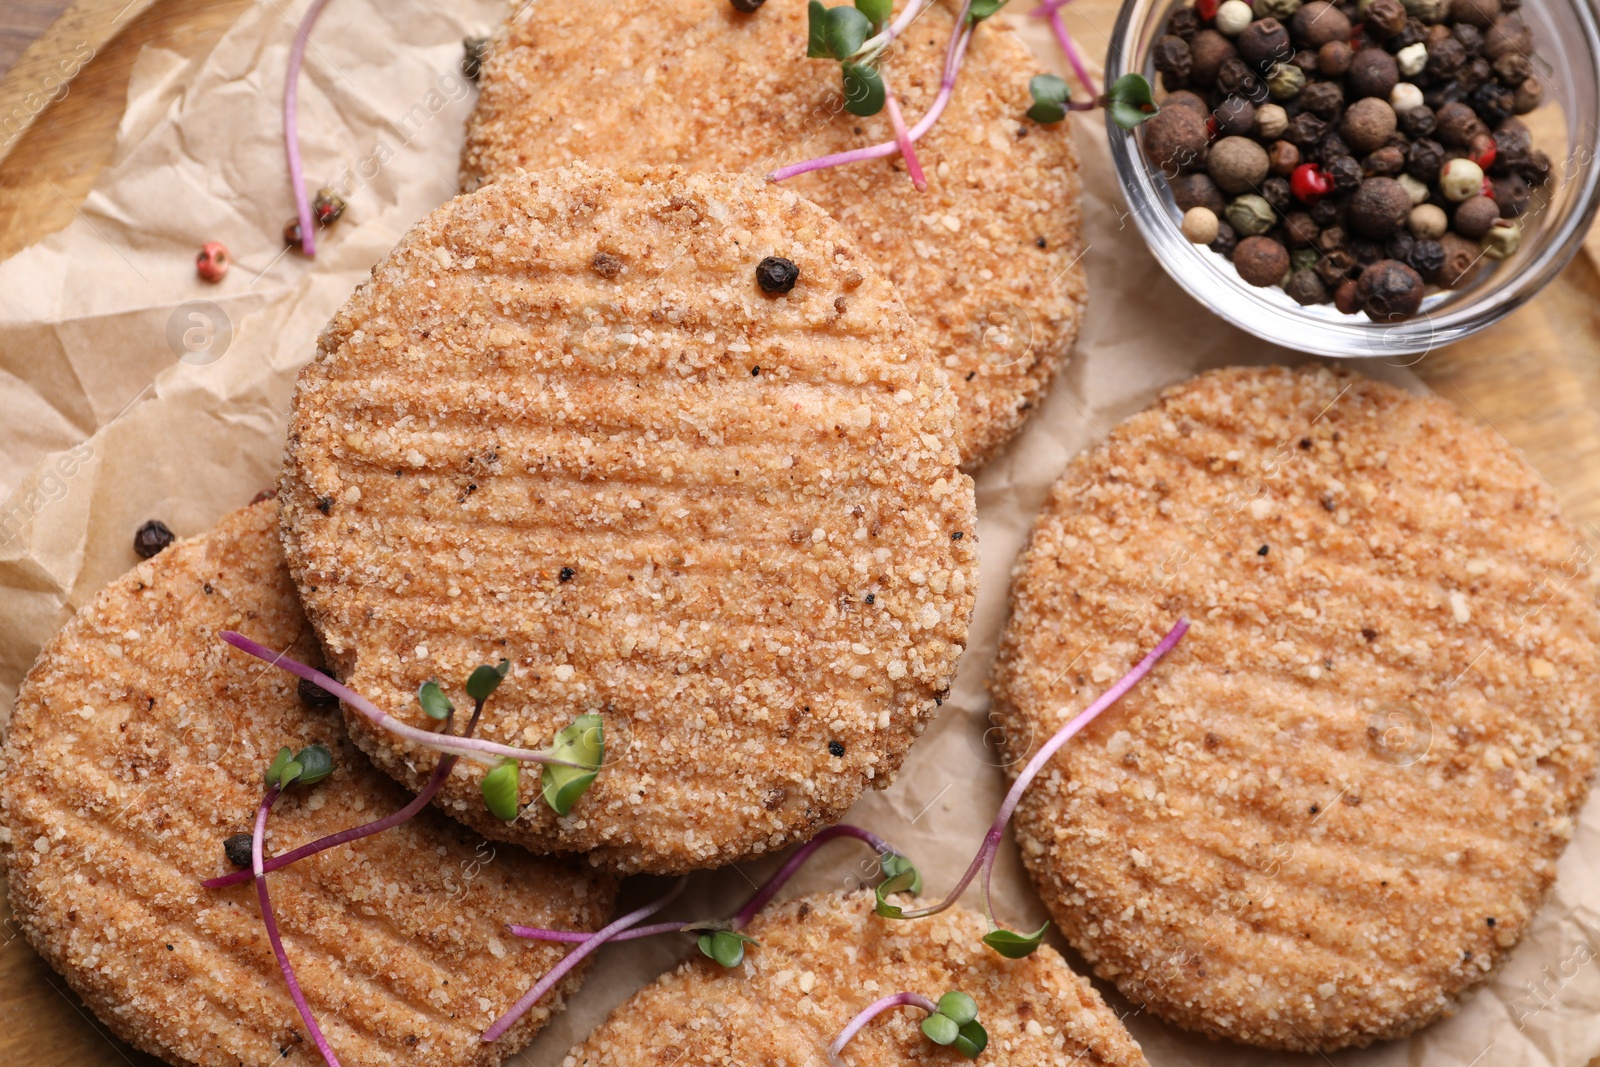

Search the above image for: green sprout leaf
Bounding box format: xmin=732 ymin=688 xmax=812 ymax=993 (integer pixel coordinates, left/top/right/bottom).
xmin=292 ymin=744 xmax=334 ymax=786
xmin=481 ymin=758 xmax=521 ymax=821
xmin=417 ymin=679 xmax=455 ymax=720
xmin=1027 ymin=73 xmax=1070 ymax=123
xmin=1103 ymin=72 xmax=1158 ymax=130
xmin=936 ymin=991 xmax=978 ymax=1026
xmin=967 ymin=0 xmax=1010 ymax=23
xmin=854 ymin=0 xmax=892 ymax=25
xmin=841 ymin=62 xmax=886 ymax=116
xmin=880 ymin=851 xmax=922 ymax=895
xmin=807 ymin=0 xmax=830 ymax=56
xmin=465 ymin=659 xmax=511 ymax=702
xmin=954 ymin=1020 xmax=989 ymax=1059
xmin=696 ymin=929 xmax=760 ymax=968
xmin=540 ymin=712 xmax=604 ymax=816
xmin=824 ymin=4 xmax=871 ymax=58
xmin=981 ymin=921 xmax=1050 ymax=959
xmin=265 ymin=746 xmax=294 ymax=788
xmin=921 ymin=1012 xmax=960 ymax=1046
xmin=873 ymin=864 xmax=919 ymax=919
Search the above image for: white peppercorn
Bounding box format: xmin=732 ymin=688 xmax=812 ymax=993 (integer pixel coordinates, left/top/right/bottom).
xmin=1396 ymin=42 xmax=1429 ymax=75
xmin=1439 ymin=157 xmax=1484 ymax=201
xmin=1389 ymin=82 xmax=1425 ymax=113
xmin=1256 ymin=103 xmax=1290 ymax=138
xmin=1182 ymin=206 xmax=1222 ymax=244
xmin=1216 ymin=0 xmax=1255 ymax=34
xmin=1408 ymin=202 xmax=1448 ymax=238
xmin=1398 ymin=173 xmax=1432 ymax=204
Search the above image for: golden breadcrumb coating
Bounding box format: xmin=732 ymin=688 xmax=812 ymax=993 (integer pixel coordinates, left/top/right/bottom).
xmin=459 ymin=0 xmax=1086 ymax=469
xmin=0 ymin=502 xmax=616 ymax=1067
xmin=280 ymin=164 xmax=977 ymax=874
xmin=564 ymin=890 xmax=1148 ymax=1066
xmin=990 ymin=365 xmax=1600 ymax=1051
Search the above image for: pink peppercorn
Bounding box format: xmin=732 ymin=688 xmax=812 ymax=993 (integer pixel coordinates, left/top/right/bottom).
xmin=196 ymin=242 xmax=230 ymax=282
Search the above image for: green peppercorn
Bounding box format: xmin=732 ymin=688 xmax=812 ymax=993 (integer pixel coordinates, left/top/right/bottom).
xmin=1267 ymin=62 xmax=1307 ymax=99
xmin=1227 ymin=194 xmax=1278 ymax=236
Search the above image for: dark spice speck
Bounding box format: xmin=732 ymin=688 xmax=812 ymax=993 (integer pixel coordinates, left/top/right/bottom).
xmin=755 ymin=256 xmax=799 ymax=294
xmin=559 ymin=566 xmax=576 ymax=582
xmin=828 ymin=740 xmax=846 ymax=757
xmin=134 ymin=520 xmax=176 ymax=559
xmin=224 ymin=833 xmax=255 ymax=869
xmin=299 ymin=677 xmax=338 ymax=708
xmin=1258 ymin=544 xmax=1270 ymax=555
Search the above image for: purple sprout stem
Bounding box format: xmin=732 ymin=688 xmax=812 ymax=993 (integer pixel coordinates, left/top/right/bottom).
xmin=482 ymin=877 xmax=689 ymax=1044
xmin=883 ymin=79 xmax=927 ymax=191
xmin=284 ymin=0 xmax=333 ymax=256
xmin=508 ymin=824 xmax=896 ymax=944
xmin=894 ymin=618 xmax=1190 ymax=921
xmin=828 ymin=992 xmax=939 ymax=1065
xmin=1048 ymin=7 xmax=1099 ymax=100
xmin=767 ymin=5 xmax=974 ymax=184
xmin=254 ymin=786 xmax=343 ymax=1067
xmin=1027 ymin=0 xmax=1075 ymax=18
xmin=203 ymin=755 xmax=457 ymax=889
xmin=221 ymin=632 xmax=582 ymax=767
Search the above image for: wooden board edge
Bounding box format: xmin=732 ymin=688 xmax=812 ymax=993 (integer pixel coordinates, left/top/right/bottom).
xmin=0 ymin=0 xmax=160 ymax=167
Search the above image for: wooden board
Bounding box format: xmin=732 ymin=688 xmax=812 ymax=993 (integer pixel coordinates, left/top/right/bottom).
xmin=1 ymin=1 xmax=1599 ymax=1064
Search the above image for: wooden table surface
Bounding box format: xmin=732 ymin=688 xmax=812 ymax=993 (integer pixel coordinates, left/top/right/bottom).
xmin=2 ymin=1 xmax=1599 ymax=1064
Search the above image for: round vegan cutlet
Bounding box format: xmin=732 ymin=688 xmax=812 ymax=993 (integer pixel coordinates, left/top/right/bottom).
xmin=279 ymin=163 xmax=977 ymax=875
xmin=565 ymin=890 xmax=1148 ymax=1067
xmin=459 ymin=0 xmax=1086 ymax=470
xmin=0 ymin=502 xmax=616 ymax=1067
xmin=989 ymin=365 xmax=1600 ymax=1051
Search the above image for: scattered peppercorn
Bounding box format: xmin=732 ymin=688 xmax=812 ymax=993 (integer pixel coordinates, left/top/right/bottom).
xmin=134 ymin=520 xmax=175 ymax=559
xmin=755 ymin=256 xmax=800 ymax=294
xmin=828 ymin=740 xmax=846 ymax=757
xmin=461 ymin=36 xmax=491 ymax=81
xmin=299 ymin=677 xmax=339 ymax=708
xmin=312 ymin=187 xmax=346 ymax=226
xmin=196 ymin=242 xmax=229 ymax=283
xmin=1358 ymin=259 xmax=1426 ymax=320
xmin=730 ymin=0 xmax=767 ymax=10
xmin=224 ymin=833 xmax=255 ymax=869
xmin=283 ymin=218 xmax=305 ymax=248
xmin=559 ymin=566 xmax=576 ymax=582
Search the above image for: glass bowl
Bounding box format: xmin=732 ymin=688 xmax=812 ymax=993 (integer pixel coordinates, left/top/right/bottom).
xmin=1104 ymin=0 xmax=1600 ymax=357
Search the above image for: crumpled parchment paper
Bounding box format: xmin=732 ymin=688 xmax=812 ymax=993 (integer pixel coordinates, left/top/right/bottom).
xmin=1 ymin=2 xmax=1597 ymax=1064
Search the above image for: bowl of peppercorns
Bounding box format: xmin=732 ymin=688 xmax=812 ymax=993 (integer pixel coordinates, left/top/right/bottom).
xmin=1107 ymin=0 xmax=1600 ymax=354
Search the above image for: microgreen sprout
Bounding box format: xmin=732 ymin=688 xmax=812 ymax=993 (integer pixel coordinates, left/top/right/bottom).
xmin=773 ymin=0 xmax=993 ymax=187
xmin=693 ymin=927 xmax=761 ymax=968
xmin=875 ymin=619 xmax=1189 ymax=956
xmin=252 ymin=746 xmax=343 ymax=1066
xmin=1025 ymin=0 xmax=1158 ymax=130
xmin=508 ymin=824 xmax=912 ymax=948
xmin=203 ymin=640 xmax=601 ymax=890
xmin=829 ymin=990 xmax=988 ymax=1065
xmin=480 ymin=876 xmax=690 ymax=1044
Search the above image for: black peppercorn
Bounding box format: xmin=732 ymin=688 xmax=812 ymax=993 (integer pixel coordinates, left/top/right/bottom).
xmin=299 ymin=677 xmax=339 ymax=708
xmin=461 ymin=37 xmax=491 ymax=82
xmin=1426 ymin=38 xmax=1466 ymax=80
xmin=1209 ymin=220 xmax=1240 ymax=257
xmin=1405 ymin=137 xmax=1446 ymax=181
xmin=1285 ymin=268 xmax=1329 ymax=305
xmin=1491 ymin=173 xmax=1531 ymax=217
xmin=1293 ymin=49 xmax=1321 ymax=74
xmin=731 ymin=0 xmax=767 ymax=8
xmin=1315 ymin=248 xmax=1357 ymax=285
xmin=1299 ymin=80 xmax=1345 ymax=120
xmin=1457 ymin=55 xmax=1493 ymax=93
xmin=1285 ymin=211 xmax=1321 ymax=246
xmin=1318 ymin=133 xmax=1354 ymax=166
xmin=1521 ymin=149 xmax=1552 ymax=186
xmin=1167 ymin=6 xmax=1201 ymax=39
xmin=1389 ymin=17 xmax=1428 ymax=51
xmin=1469 ymin=82 xmax=1514 ymax=126
xmin=1311 ymin=198 xmax=1345 ymax=226
xmin=1398 ymin=104 xmax=1437 ymax=139
xmin=1350 ymin=236 xmax=1386 ymax=263
xmin=1325 ymin=154 xmax=1364 ymax=193
xmin=1452 ymin=22 xmax=1484 ymax=54
xmin=1154 ymin=35 xmax=1194 ymax=85
xmin=1408 ymin=238 xmax=1446 ymax=278
xmin=1358 ymin=258 xmax=1426 ymax=320
xmin=1262 ymin=176 xmax=1292 ymax=213
xmin=828 ymin=740 xmax=846 ymax=757
xmin=1316 ymin=224 xmax=1349 ymax=252
xmin=224 ymin=833 xmax=255 ymax=869
xmin=1269 ymin=139 xmax=1302 ymax=175
xmin=1287 ymin=111 xmax=1329 ymax=146
xmin=1385 ymin=232 xmax=1417 ymax=262
xmin=1491 ymin=52 xmax=1531 ymax=86
xmin=1217 ymin=57 xmax=1266 ymax=100
xmin=755 ymin=256 xmax=800 ymax=293
xmin=134 ymin=520 xmax=175 ymax=559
